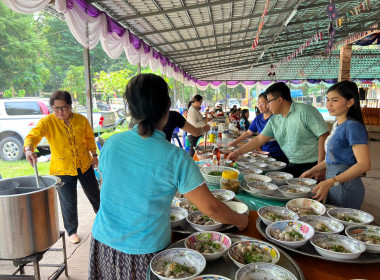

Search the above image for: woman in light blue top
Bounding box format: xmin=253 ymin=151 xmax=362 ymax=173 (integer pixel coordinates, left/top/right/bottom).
xmin=301 ymin=81 xmax=371 ymax=209
xmin=88 ymin=74 xmax=248 ymax=280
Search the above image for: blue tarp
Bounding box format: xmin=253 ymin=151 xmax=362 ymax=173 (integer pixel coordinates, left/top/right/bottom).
xmin=291 ymin=89 xmax=303 ymax=97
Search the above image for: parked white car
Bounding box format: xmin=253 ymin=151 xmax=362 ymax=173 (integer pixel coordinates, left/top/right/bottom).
xmin=0 ymin=98 xmax=50 ymax=161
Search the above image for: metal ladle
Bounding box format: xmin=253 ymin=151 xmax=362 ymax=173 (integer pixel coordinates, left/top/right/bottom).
xmin=33 ymin=162 xmax=41 ymax=189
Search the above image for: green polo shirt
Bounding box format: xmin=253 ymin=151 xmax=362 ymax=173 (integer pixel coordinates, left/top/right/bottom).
xmin=261 ymin=102 xmax=329 ymax=164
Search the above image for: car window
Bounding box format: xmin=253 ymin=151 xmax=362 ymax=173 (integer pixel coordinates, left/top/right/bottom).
xmin=4 ymin=101 xmax=42 ymax=115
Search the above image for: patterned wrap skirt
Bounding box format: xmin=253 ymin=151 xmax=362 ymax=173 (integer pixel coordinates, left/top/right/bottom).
xmin=325 ymin=163 xmax=365 ymax=210
xmin=88 ymin=237 xmax=155 ymax=280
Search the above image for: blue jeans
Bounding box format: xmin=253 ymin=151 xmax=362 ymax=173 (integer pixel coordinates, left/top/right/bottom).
xmin=57 ymin=167 xmax=100 ymax=236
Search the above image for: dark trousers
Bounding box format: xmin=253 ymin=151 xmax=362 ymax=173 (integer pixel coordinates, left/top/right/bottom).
xmin=283 ymin=161 xmax=318 ymax=178
xmin=57 ymin=167 xmax=100 ymax=236
xmin=188 ymin=135 xmax=201 ymax=157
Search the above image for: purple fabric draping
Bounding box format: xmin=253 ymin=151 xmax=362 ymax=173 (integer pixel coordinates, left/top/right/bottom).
xmin=260 ymin=81 xmax=272 ymax=85
xmin=129 ymin=32 xmax=142 ymax=50
xmin=211 ymin=81 xmax=223 ymax=86
xmin=106 ymin=16 xmax=126 ymax=37
xmin=242 ymin=81 xmax=257 ymax=85
xmin=73 ymin=0 xmax=102 ymax=17
xmin=307 ymin=79 xmax=321 ymax=84
xmin=143 ymin=44 xmax=151 ymax=54
xmin=152 ymin=49 xmax=160 ymax=59
xmin=323 ymin=79 xmax=338 ymax=84
xmin=275 ymin=80 xmax=288 ymax=83
xmin=226 ymin=81 xmax=240 ymax=86
xmin=290 ymin=80 xmax=303 ymax=84
xmin=197 ymin=81 xmax=210 ymax=86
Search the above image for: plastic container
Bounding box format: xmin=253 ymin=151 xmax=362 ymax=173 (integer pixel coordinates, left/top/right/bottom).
xmin=220 ymin=170 xmax=240 ymax=193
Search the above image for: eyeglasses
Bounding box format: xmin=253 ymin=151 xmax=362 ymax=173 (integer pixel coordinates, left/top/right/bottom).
xmin=267 ymin=97 xmax=280 ymax=103
xmin=52 ymin=105 xmax=70 ymax=112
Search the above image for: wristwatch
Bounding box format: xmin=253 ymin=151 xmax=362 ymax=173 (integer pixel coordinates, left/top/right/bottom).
xmin=332 ymin=177 xmax=340 ymax=186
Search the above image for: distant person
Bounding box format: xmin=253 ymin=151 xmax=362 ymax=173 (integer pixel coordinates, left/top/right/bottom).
xmin=228 ymin=82 xmax=329 ymax=179
xmin=182 ymin=108 xmax=188 ymax=118
xmin=230 ymin=93 xmax=288 ymax=163
xmin=24 ymin=91 xmax=100 ymax=244
xmin=163 ymin=110 xmax=210 ymax=143
xmin=187 ymin=95 xmax=212 ymax=157
xmin=301 ymin=81 xmax=371 ymax=208
xmin=239 ymin=109 xmax=250 ymax=131
xmin=229 ymin=109 xmax=240 ymax=130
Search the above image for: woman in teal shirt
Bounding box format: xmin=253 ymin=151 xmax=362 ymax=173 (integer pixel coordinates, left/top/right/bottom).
xmin=88 ymin=74 xmax=248 ymax=280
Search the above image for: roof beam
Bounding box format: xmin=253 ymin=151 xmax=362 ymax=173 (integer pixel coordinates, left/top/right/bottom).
xmin=136 ymin=0 xmax=352 ymax=36
xmin=117 ymin=0 xmax=237 ymax=21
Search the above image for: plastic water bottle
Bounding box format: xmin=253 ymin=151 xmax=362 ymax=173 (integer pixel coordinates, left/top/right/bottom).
xmin=212 ymin=155 xmax=218 ymax=167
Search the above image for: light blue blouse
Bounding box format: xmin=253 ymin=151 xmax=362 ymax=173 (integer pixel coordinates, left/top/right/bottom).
xmin=92 ymin=126 xmax=204 ymax=254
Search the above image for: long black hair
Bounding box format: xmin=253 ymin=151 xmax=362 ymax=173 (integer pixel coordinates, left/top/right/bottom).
xmin=187 ymin=94 xmax=203 ymax=109
xmin=124 ymin=74 xmax=171 ymax=138
xmin=241 ymin=109 xmax=249 ymax=120
xmin=327 ymin=81 xmax=364 ymax=126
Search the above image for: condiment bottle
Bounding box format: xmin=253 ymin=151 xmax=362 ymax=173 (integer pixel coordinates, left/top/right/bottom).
xmin=212 ymin=155 xmax=218 ymax=166
xmin=220 ymin=170 xmax=239 ymax=193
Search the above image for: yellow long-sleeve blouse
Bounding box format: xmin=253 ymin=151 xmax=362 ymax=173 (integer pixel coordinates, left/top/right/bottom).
xmin=24 ymin=113 xmax=96 ymax=176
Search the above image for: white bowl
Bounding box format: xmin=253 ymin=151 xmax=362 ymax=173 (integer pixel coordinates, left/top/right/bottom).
xmin=180 ymin=199 xmax=199 ymax=213
xmin=190 ymin=275 xmax=231 ymax=280
xmin=310 ymin=234 xmax=366 ymax=260
xmin=242 ymin=161 xmax=267 ymax=170
xmin=170 ymin=206 xmax=188 ymax=228
xmin=266 ymin=220 xmax=315 ymax=248
xmin=244 ymin=174 xmax=272 ymax=183
xmin=238 ymin=167 xmax=264 ymax=175
xmin=345 ymin=225 xmax=380 ymax=254
xmin=253 ymin=157 xmax=276 ymax=163
xmin=228 ymin=240 xmax=280 ymax=268
xmin=150 ymin=248 xmax=206 ymax=280
xmin=265 ymin=161 xmax=287 ymax=171
xmin=265 ymin=171 xmax=294 ymax=186
xmin=286 ymin=198 xmax=326 ymax=216
xmin=286 ymin=178 xmax=317 ymax=188
xmin=235 ymin=263 xmax=297 ymax=280
xmin=186 ymin=211 xmax=223 ymax=232
xmin=298 ymin=215 xmax=344 ymax=235
xmin=185 ymin=231 xmax=231 ymax=261
xmin=327 ymin=208 xmax=374 ymax=228
xmin=224 ymin=201 xmax=249 ymax=215
xmin=258 ymin=206 xmax=299 ymax=226
xmin=278 ymin=185 xmax=312 ymax=199
xmin=210 ymin=189 xmax=235 ymax=202
xmin=247 ymin=182 xmax=278 ymax=195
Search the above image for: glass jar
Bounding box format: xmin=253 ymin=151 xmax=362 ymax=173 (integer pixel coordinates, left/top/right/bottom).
xmin=220 ymin=170 xmax=239 ymax=194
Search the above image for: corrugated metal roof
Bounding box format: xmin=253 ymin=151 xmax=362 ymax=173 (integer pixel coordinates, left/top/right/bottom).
xmin=46 ymin=0 xmax=380 ymax=81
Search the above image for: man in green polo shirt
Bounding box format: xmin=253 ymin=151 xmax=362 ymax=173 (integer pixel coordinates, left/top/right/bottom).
xmin=228 ymin=82 xmax=329 ymax=179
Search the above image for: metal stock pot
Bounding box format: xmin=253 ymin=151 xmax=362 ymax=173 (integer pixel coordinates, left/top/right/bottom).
xmin=0 ymin=175 xmax=62 ymax=259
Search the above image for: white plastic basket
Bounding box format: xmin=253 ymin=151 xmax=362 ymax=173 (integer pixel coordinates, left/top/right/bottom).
xmin=200 ymin=166 xmax=240 ymax=186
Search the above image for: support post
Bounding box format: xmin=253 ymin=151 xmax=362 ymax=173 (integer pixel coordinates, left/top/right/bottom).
xmin=137 ymin=62 xmax=141 ymax=74
xmin=174 ymin=80 xmax=177 ymax=109
xmin=83 ymin=47 xmax=93 ymax=128
xmin=338 ymin=44 xmax=352 ymax=82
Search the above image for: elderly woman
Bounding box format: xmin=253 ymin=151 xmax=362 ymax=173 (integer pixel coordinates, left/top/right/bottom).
xmin=89 ymin=74 xmax=248 ymax=280
xmin=24 ymin=91 xmax=100 ymax=244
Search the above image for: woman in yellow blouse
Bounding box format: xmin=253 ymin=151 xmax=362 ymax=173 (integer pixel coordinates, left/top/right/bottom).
xmin=24 ymin=91 xmax=100 ymax=244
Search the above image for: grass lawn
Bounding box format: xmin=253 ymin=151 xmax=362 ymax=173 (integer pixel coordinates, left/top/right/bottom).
xmin=0 ymin=160 xmax=50 ymax=179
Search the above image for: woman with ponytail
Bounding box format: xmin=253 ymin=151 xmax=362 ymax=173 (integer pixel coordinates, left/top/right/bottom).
xmin=301 ymin=81 xmax=371 ymax=209
xmin=89 ymin=74 xmax=248 ymax=279
xmin=187 ymin=94 xmax=212 ymax=157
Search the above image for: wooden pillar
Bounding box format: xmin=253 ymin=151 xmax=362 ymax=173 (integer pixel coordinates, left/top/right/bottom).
xmin=84 ymin=47 xmax=93 ymax=128
xmin=137 ymin=62 xmax=141 ymax=74
xmin=173 ymin=80 xmax=177 ymax=109
xmin=338 ymin=44 xmax=352 ymax=82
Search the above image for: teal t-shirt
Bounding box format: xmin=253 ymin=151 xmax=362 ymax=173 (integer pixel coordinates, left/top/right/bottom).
xmin=92 ymin=127 xmax=205 ymax=254
xmin=261 ymin=102 xmax=329 ymax=164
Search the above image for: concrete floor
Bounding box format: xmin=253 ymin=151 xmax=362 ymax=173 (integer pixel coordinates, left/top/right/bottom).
xmin=1 ymin=132 xmax=379 ymax=279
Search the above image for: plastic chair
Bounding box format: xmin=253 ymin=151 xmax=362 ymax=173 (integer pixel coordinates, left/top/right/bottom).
xmin=171 ymin=127 xmax=183 ymax=148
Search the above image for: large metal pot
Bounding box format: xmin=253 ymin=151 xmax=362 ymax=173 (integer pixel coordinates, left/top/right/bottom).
xmin=0 ymin=175 xmax=61 ymax=259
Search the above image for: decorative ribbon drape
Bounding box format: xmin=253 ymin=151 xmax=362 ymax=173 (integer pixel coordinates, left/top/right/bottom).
xmin=2 ymin=0 xmax=197 ymax=86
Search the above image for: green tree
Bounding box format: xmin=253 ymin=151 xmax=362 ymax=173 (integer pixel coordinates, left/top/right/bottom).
xmin=0 ymin=2 xmax=49 ymax=95
xmin=62 ymin=66 xmax=86 ymax=105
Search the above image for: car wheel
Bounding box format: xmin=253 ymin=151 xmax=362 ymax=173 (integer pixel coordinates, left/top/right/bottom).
xmin=0 ymin=136 xmax=24 ymax=161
